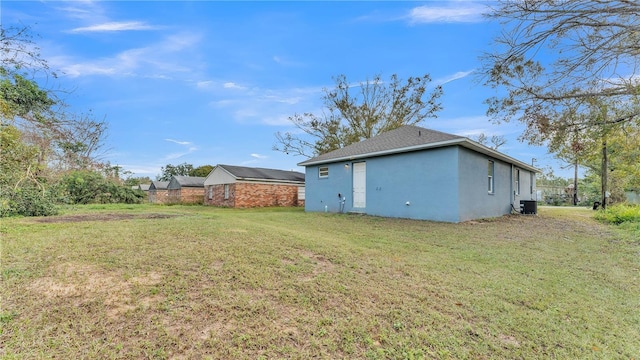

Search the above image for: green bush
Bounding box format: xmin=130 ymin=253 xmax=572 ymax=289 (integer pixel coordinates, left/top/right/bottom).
xmin=0 ymin=186 xmax=59 ymax=217
xmin=593 ymin=204 xmax=640 ymax=225
xmin=60 ymin=171 xmax=145 ymax=205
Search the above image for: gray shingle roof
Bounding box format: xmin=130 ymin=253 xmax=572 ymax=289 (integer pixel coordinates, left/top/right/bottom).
xmin=298 ymin=125 xmax=463 ymax=166
xmin=297 ymin=125 xmax=539 ymax=173
xmin=218 ymin=165 xmax=305 ymax=183
xmin=149 ymin=181 xmax=169 ymax=190
xmin=169 ymin=176 xmax=206 ymax=188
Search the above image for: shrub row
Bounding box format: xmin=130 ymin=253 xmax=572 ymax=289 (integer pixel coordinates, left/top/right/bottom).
xmin=593 ymin=204 xmax=640 ymax=225
xmin=1 ymin=170 xmax=145 ymax=217
xmin=0 ymin=186 xmax=59 ymax=217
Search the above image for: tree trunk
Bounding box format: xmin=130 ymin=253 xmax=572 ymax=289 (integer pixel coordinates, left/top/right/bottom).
xmin=601 ymin=139 xmax=608 ymax=209
xmin=573 ymin=159 xmax=578 ymax=206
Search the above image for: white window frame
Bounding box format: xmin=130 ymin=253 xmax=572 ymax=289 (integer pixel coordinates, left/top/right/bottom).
xmin=208 ymin=186 xmax=213 ymax=200
xmin=224 ymin=184 xmax=229 ymax=199
xmin=319 ymin=166 xmax=329 ymax=178
xmin=515 ymin=168 xmax=520 ymax=195
xmin=488 ymin=160 xmax=494 ymax=194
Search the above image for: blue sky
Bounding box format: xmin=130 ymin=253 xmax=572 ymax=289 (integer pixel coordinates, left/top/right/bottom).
xmin=3 ymin=1 xmax=573 ymax=179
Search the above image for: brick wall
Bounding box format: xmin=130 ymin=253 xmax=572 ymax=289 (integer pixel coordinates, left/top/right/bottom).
xmin=205 ymin=184 xmax=236 ymax=207
xmin=167 ymin=187 xmax=205 ymax=204
xmin=181 ymin=187 xmax=205 ymax=204
xmin=148 ymin=190 xmax=170 ymax=204
xmin=204 ymin=182 xmax=302 ymax=207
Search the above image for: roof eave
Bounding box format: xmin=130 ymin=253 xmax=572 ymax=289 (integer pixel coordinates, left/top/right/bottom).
xmin=237 ymin=177 xmax=305 ymax=184
xmin=297 ymin=138 xmax=465 ymax=166
xmin=459 ymin=139 xmax=539 ymax=173
xmin=298 ymin=138 xmax=539 ymax=173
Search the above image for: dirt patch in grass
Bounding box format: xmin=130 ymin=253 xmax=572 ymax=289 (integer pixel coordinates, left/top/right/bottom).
xmin=299 ymin=249 xmax=335 ymax=282
xmin=32 ymin=213 xmax=179 ymax=223
xmin=28 ymin=262 xmax=164 ymax=319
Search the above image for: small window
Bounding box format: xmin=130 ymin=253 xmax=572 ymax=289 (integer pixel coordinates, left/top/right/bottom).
xmin=319 ymin=166 xmax=329 ymax=178
xmin=224 ymin=184 xmax=229 ymax=199
xmin=208 ymin=186 xmax=213 ymax=200
xmin=488 ymin=160 xmax=494 ymax=194
xmin=515 ymin=169 xmax=521 ymax=195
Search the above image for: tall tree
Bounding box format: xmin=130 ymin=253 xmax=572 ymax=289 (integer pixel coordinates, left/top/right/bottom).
xmin=483 ymin=1 xmax=640 ymax=207
xmin=157 ymin=163 xmax=194 ymax=181
xmin=274 ymin=73 xmax=443 ymax=157
xmin=1 ymin=25 xmax=53 ymax=79
xmin=1 ymin=25 xmax=114 ymax=216
xmin=189 ymin=165 xmax=214 ymax=177
xmin=0 ymin=125 xmax=40 ymax=189
xmin=483 ymin=1 xmax=640 ymax=124
xmin=1 ymin=26 xmax=108 ymax=173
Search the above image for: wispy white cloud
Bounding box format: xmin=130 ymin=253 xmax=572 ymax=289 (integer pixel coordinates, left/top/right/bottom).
xmin=261 ymin=94 xmax=302 ymax=105
xmin=436 ymin=70 xmax=475 ymax=85
xmin=69 ymin=21 xmax=158 ymax=33
xmin=198 ymin=81 xmax=323 ymax=127
xmin=251 ymin=153 xmax=267 ymax=159
xmin=455 ymin=128 xmax=492 ymax=138
xmin=164 ymin=151 xmax=191 ymax=161
xmin=195 ymin=81 xmax=248 ymax=91
xmin=121 ymin=164 xmax=161 ymax=177
xmin=408 ymin=3 xmax=487 ymax=24
xmin=165 ymin=139 xmax=192 ymax=146
xmin=162 ymin=138 xmax=198 ymax=161
xmin=59 ymin=62 xmax=118 ymax=77
xmin=260 ymin=114 xmax=294 ymax=126
xmin=56 ymin=2 xmax=108 ymax=22
xmin=197 ymin=81 xmax=214 ymax=89
xmin=224 ymin=82 xmax=246 ymax=90
xmin=163 ymin=147 xmax=198 ymax=161
xmin=53 ymin=32 xmax=202 ymax=78
xmin=240 ymin=159 xmax=259 ymax=166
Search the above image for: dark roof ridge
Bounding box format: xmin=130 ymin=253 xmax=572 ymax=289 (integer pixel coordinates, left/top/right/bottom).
xmin=298 ymin=125 xmax=462 ymax=166
xmin=216 ymin=164 xmax=305 ymax=182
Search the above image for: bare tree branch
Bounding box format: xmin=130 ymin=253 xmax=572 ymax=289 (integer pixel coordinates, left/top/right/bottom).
xmin=274 ymin=73 xmax=443 ymax=157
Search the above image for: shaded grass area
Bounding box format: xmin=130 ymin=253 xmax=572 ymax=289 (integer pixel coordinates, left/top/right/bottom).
xmin=1 ymin=205 xmax=639 ymax=359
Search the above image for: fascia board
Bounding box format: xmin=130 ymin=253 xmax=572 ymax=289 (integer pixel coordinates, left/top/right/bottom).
xmin=298 ymin=138 xmax=539 ymax=173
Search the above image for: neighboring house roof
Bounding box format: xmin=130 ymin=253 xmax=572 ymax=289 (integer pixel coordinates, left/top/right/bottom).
xmin=217 ymin=164 xmax=305 ymax=183
xmin=297 ymin=125 xmax=538 ymax=173
xmin=149 ymin=181 xmax=170 ymax=190
xmin=168 ymin=176 xmax=206 ymax=189
xmin=138 ymin=184 xmax=150 ymax=191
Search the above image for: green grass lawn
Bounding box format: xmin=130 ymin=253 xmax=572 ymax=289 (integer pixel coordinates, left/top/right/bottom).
xmin=1 ymin=205 xmax=638 ymax=359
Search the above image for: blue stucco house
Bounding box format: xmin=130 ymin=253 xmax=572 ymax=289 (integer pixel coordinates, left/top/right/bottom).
xmin=297 ymin=125 xmax=538 ymax=222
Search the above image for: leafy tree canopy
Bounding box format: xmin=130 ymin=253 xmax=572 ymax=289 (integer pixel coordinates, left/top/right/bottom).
xmin=482 ymin=0 xmax=640 ymax=145
xmin=483 ymin=0 xmax=640 ymax=208
xmin=189 ymin=165 xmax=214 ymax=177
xmin=274 ymin=73 xmax=443 ymax=157
xmin=0 ymin=25 xmax=115 ymax=216
xmin=157 ymin=163 xmax=194 ymax=181
xmin=124 ymin=176 xmax=152 ymax=187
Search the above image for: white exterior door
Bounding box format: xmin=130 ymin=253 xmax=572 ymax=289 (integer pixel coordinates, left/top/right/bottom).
xmin=353 ymin=162 xmax=366 ymax=208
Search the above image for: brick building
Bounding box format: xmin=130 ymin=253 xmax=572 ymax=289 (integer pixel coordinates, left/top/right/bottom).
xmin=204 ymin=165 xmax=305 ymax=208
xmin=148 ymin=181 xmax=169 ymax=203
xmin=167 ymin=176 xmax=206 ymax=204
